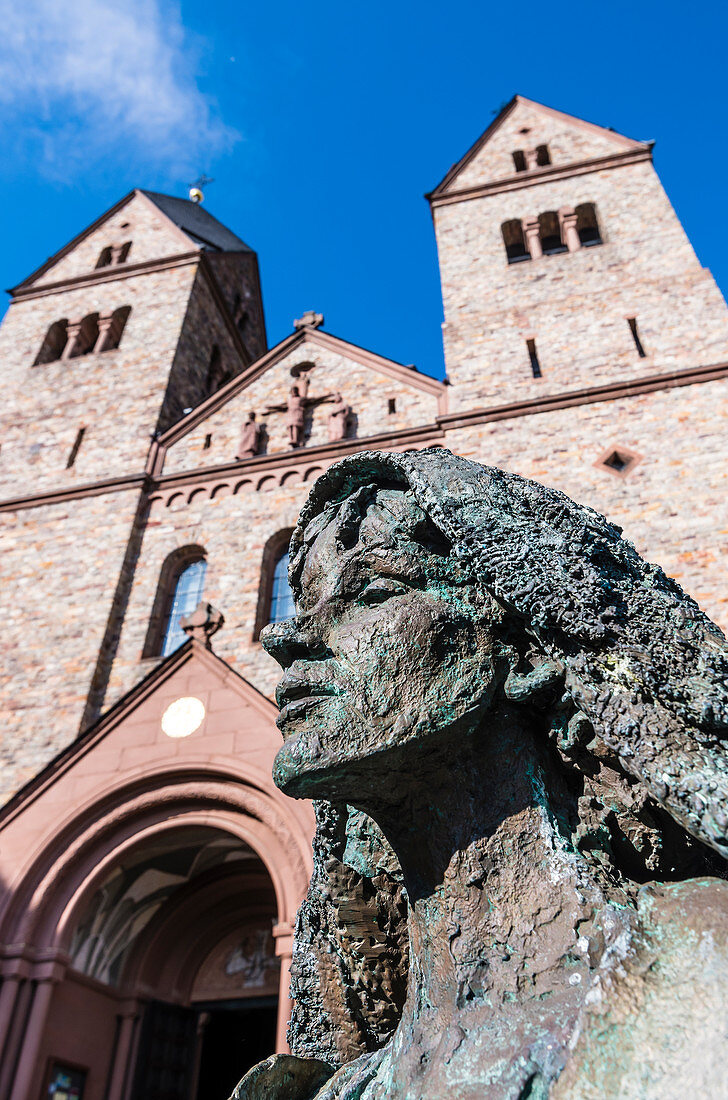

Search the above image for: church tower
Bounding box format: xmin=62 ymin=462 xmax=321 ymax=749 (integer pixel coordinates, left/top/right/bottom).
xmin=428 ymin=96 xmax=728 ymax=411
xmin=0 ymin=189 xmax=266 ymax=499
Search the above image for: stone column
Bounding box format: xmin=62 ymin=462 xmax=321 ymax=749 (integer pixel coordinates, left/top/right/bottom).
xmin=9 ymin=961 xmax=63 ymax=1100
xmin=272 ymin=921 xmax=294 ymax=1054
xmin=106 ymin=1000 xmax=139 ymax=1100
xmin=522 ymin=218 xmax=543 ymax=260
xmin=560 ymin=208 xmax=580 ymax=252
xmin=61 ymin=320 xmax=83 ymax=359
xmin=93 ymin=312 xmax=115 ymax=353
xmin=0 ymin=958 xmax=30 ymax=1062
xmin=524 ymin=148 xmax=539 ymax=170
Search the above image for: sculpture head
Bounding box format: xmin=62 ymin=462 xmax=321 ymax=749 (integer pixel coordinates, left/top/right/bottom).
xmin=262 ymin=449 xmax=728 ymax=860
xmin=262 ymin=482 xmax=507 ymax=802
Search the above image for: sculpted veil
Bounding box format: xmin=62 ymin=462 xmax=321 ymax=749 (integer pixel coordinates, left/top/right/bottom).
xmin=233 ymin=448 xmax=728 ymax=1100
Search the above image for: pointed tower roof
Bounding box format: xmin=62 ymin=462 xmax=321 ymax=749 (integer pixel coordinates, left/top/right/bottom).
xmin=429 ymin=95 xmax=651 ymax=200
xmin=141 ymin=191 xmax=253 ymax=252
xmin=10 ymin=188 xmax=254 ymax=293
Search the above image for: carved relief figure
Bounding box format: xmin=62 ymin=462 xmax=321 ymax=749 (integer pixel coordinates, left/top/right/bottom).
xmin=236 ymin=412 xmax=262 ymax=459
xmin=286 ymin=385 xmax=307 ymax=448
xmin=327 ymin=392 xmax=351 ymax=442
xmin=233 ymin=449 xmax=728 ymax=1099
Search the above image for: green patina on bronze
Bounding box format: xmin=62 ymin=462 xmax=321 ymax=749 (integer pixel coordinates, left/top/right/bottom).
xmin=232 ymin=449 xmax=728 ymax=1099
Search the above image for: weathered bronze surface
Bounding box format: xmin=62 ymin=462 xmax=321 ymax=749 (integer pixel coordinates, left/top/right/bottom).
xmin=233 ymin=448 xmax=728 ymax=1099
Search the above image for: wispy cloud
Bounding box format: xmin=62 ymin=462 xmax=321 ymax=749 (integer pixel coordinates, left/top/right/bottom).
xmin=0 ymin=0 xmax=238 ymax=178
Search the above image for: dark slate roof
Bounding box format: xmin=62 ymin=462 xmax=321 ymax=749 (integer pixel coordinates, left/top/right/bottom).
xmin=142 ymin=191 xmax=253 ymax=253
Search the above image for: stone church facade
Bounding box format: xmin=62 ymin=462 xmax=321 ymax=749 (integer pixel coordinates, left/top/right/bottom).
xmin=0 ymin=97 xmax=726 ymax=1099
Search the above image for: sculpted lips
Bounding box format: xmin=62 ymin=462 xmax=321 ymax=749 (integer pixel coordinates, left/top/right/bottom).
xmin=275 ymin=668 xmax=340 ymax=725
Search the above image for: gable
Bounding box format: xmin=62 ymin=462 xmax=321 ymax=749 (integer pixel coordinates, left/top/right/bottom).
xmin=17 ymin=191 xmax=195 ymax=290
xmin=0 ymin=643 xmax=280 ymax=848
xmin=435 ymin=97 xmax=646 ymax=194
xmin=162 ymin=329 xmax=445 ymax=475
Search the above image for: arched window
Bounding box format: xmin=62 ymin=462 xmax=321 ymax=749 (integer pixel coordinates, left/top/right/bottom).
xmin=100 ymin=306 xmax=131 ymax=351
xmin=161 ymin=558 xmax=207 ymax=655
xmin=34 ymin=319 xmax=68 ymax=365
xmin=538 ymin=211 xmax=567 ymax=255
xmin=253 ymin=530 xmax=295 ymax=639
xmin=143 ymin=546 xmax=207 ymax=658
xmin=69 ymin=313 xmax=100 ymax=358
xmin=501 ymin=220 xmax=530 ymax=264
xmin=575 ymin=203 xmax=602 ymax=247
xmin=269 ymin=550 xmax=295 ymax=624
xmin=535 ymin=144 xmax=551 ymax=166
xmin=95 ymin=242 xmax=131 ymax=269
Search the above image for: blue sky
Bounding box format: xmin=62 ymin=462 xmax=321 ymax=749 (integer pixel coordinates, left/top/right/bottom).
xmin=1 ymin=0 xmax=726 ymax=380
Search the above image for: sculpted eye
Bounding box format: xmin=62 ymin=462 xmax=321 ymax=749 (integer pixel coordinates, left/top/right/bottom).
xmin=358 ymin=578 xmax=409 ymax=604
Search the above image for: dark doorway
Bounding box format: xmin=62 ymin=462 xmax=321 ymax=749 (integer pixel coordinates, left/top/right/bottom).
xmin=130 ymin=1001 xmax=199 ymax=1100
xmin=195 ymin=998 xmax=278 ymax=1100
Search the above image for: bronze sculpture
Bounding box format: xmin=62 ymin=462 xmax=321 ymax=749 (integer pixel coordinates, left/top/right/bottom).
xmin=232 ymin=448 xmax=728 ymax=1099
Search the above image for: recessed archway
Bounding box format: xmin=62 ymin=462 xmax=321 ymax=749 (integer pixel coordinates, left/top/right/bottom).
xmin=0 ymin=761 xmax=312 ymax=1100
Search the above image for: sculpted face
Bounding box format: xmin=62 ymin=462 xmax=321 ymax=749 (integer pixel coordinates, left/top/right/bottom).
xmin=262 ymin=487 xmax=506 ymax=801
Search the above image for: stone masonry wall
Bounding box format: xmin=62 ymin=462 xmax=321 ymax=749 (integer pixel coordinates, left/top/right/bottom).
xmin=206 ymin=252 xmax=268 ymax=364
xmin=29 ymin=192 xmax=189 ymax=286
xmin=0 ymin=488 xmax=142 ymax=803
xmin=105 ymin=375 xmax=727 ymax=730
xmin=157 ymin=266 xmax=250 ymax=434
xmin=105 ymin=477 xmax=312 ymax=707
xmin=0 ymin=264 xmax=198 ymax=498
xmin=436 ymin=161 xmax=728 ymax=409
xmin=162 ymin=337 xmax=441 ymax=475
xmin=448 ymin=99 xmax=634 ymax=191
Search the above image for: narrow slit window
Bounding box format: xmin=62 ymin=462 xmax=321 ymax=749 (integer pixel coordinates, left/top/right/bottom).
xmin=388 ymin=398 xmax=396 ymax=414
xmin=203 ymin=433 xmax=212 ymax=450
xmin=527 ymin=339 xmax=542 ymax=378
xmin=66 ymin=427 xmax=86 ymax=468
xmin=628 ymin=317 xmax=646 ymax=358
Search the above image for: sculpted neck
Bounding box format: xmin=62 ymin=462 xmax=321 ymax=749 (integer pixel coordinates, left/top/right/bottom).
xmin=366 ymin=704 xmax=604 ymax=1019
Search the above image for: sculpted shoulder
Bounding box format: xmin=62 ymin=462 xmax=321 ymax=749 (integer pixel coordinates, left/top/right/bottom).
xmin=553 ymin=877 xmax=728 ymax=1100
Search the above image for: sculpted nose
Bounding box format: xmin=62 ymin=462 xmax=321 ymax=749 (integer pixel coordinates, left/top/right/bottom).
xmin=260 ymin=616 xmax=325 ymax=667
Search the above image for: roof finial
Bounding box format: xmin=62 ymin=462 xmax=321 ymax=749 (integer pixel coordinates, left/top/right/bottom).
xmin=294 ymin=310 xmax=324 ymax=331
xmin=188 ymin=174 xmax=215 ymax=204
xmin=180 ymin=601 xmax=224 ymax=649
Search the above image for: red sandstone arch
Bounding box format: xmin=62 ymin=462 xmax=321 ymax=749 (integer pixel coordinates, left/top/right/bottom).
xmin=2 ymin=764 xmax=310 ymax=950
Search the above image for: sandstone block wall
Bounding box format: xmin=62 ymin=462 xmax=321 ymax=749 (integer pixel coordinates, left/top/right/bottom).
xmin=28 ymin=191 xmax=188 ymax=286
xmin=159 ymin=266 xmax=252 ymax=433
xmin=448 ymin=98 xmax=632 ymax=190
xmin=436 ymin=161 xmax=728 ymax=409
xmin=0 ymin=265 xmax=197 ymax=497
xmin=0 ymin=488 xmax=143 ymax=802
xmin=105 ymin=478 xmax=312 ymax=707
